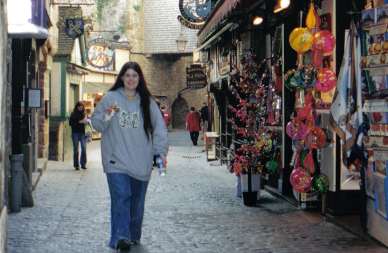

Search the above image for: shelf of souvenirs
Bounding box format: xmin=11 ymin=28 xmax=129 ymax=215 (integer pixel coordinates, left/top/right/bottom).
xmin=362 ymin=23 xmax=388 ymax=32
xmin=363 ymin=98 xmax=388 ymax=112
xmin=364 ymin=135 xmax=388 ymax=149
xmin=363 ymin=91 xmax=388 ymax=100
xmin=362 ymin=64 xmax=388 ymax=70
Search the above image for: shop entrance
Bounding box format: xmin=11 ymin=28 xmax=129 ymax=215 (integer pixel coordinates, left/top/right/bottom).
xmin=171 ymin=96 xmax=189 ymax=129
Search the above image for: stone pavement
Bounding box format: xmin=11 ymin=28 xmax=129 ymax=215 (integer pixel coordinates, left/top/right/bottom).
xmin=7 ymin=130 xmax=388 ymax=253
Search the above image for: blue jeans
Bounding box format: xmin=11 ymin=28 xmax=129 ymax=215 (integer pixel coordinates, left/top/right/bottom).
xmin=72 ymin=132 xmax=87 ymax=168
xmin=107 ymin=173 xmax=149 ymax=249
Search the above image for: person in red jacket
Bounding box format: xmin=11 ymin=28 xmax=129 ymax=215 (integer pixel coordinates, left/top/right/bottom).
xmin=186 ymin=107 xmax=201 ymax=146
xmin=161 ymin=106 xmax=171 ymax=128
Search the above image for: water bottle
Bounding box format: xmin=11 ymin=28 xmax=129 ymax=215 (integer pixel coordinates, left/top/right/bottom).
xmin=156 ymin=156 xmax=166 ymax=176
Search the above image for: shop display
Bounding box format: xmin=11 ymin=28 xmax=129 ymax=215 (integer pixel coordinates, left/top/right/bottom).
xmin=284 ymin=3 xmax=338 ymax=198
xmin=361 ymin=2 xmax=388 ymax=221
xmin=228 ymin=51 xmax=282 ymax=205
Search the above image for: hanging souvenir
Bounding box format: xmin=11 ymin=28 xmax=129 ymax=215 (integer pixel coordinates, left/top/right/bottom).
xmin=313 ymin=30 xmax=335 ymax=56
xmin=305 ymin=127 xmax=327 ymax=149
xmin=289 ymin=28 xmax=314 ymax=54
xmin=306 ymin=1 xmax=319 ymax=29
xmin=316 ymin=68 xmax=337 ymax=92
xmin=290 ymin=167 xmax=313 ymax=193
xmin=312 ymin=174 xmax=329 ymax=193
xmin=265 ymin=160 xmax=278 ymax=174
xmin=302 ymin=150 xmax=316 ymax=174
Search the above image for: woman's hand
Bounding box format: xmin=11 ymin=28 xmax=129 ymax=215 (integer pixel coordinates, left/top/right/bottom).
xmin=79 ymin=117 xmax=89 ymax=124
xmin=104 ymin=103 xmax=120 ymax=121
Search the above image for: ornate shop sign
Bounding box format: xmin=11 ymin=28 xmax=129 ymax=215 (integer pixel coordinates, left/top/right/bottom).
xmin=87 ymin=38 xmax=115 ymax=71
xmin=178 ymin=0 xmax=211 ymax=30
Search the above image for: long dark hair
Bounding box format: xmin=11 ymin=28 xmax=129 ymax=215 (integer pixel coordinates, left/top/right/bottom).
xmin=71 ymin=101 xmax=85 ymax=118
xmin=110 ymin=62 xmax=153 ymax=138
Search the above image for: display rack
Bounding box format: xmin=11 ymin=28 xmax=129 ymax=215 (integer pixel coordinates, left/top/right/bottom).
xmin=361 ymin=2 xmax=388 ymax=246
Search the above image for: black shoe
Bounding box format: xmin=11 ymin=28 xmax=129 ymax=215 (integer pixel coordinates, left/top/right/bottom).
xmin=130 ymin=240 xmax=140 ymax=246
xmin=116 ymin=239 xmax=131 ymax=252
xmin=75 ymin=167 xmax=80 ymax=170
xmin=81 ymin=166 xmax=87 ymax=170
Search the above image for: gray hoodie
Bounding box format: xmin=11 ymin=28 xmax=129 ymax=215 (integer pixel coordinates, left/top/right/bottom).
xmin=91 ymin=87 xmax=168 ymax=181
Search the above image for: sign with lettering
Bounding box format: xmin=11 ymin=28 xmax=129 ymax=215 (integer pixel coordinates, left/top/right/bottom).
xmin=187 ymin=64 xmax=207 ymax=89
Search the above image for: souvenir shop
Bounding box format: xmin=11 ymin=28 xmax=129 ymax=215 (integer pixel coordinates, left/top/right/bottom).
xmin=199 ymin=0 xmax=388 ymax=247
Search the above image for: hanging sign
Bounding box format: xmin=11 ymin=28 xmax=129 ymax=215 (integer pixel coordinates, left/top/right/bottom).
xmin=178 ymin=0 xmax=211 ymax=29
xmin=87 ymin=38 xmax=115 ymax=71
xmin=178 ymin=16 xmax=204 ymax=30
xmin=65 ymin=18 xmax=84 ymax=39
xmin=187 ymin=64 xmax=207 ymax=89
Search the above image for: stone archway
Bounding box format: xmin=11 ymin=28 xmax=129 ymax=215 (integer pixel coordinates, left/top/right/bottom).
xmin=171 ymin=96 xmax=189 ymax=129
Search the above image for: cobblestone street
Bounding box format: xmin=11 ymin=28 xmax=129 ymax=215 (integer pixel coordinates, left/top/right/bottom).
xmin=7 ymin=131 xmax=388 ymax=253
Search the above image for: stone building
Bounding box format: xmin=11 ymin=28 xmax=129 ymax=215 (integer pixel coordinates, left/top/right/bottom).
xmin=0 ymin=0 xmax=9 ymax=251
xmin=80 ymin=0 xmax=207 ymax=129
xmin=127 ymin=0 xmax=207 ymax=129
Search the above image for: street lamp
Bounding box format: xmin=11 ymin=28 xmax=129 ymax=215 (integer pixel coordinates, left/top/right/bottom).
xmin=176 ymin=26 xmax=188 ymax=52
xmin=274 ymin=0 xmax=291 ymax=13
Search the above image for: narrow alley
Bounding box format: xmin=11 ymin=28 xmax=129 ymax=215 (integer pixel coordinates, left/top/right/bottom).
xmin=7 ymin=131 xmax=388 ymax=253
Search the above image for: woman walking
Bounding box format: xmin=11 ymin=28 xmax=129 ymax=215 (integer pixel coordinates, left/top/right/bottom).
xmin=91 ymin=62 xmax=168 ymax=252
xmin=69 ymin=102 xmax=89 ymax=170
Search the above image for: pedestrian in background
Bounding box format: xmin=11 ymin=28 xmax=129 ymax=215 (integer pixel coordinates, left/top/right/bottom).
xmin=161 ymin=106 xmax=171 ymax=128
xmin=91 ymin=62 xmax=168 ymax=252
xmin=69 ymin=101 xmax=89 ymax=170
xmin=200 ymin=102 xmax=209 ymax=132
xmin=186 ymin=107 xmax=201 ymax=146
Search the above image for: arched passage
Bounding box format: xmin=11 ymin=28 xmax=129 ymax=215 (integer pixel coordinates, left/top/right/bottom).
xmin=171 ymin=96 xmax=189 ymax=129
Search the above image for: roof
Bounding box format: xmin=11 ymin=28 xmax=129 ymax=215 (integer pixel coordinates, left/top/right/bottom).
xmin=198 ymin=0 xmax=241 ymax=45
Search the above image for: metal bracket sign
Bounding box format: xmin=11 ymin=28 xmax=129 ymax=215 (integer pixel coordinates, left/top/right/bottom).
xmin=187 ymin=64 xmax=207 ymax=89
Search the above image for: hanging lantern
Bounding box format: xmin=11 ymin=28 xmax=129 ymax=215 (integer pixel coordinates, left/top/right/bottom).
xmin=290 ymin=167 xmax=312 ymax=193
xmin=312 ymin=30 xmax=335 ymax=56
xmin=312 ymin=174 xmax=330 ymax=193
xmin=316 ymin=68 xmax=337 ymax=92
xmin=289 ymin=27 xmax=313 ymax=53
xmin=305 ymin=127 xmax=327 ymax=149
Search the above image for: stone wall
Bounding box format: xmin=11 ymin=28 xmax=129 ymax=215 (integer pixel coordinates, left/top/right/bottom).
xmin=129 ymin=53 xmax=207 ymax=129
xmin=143 ymin=0 xmax=197 ymax=54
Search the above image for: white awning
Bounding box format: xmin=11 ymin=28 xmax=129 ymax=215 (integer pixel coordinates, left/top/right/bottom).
xmin=8 ymin=23 xmax=48 ymax=39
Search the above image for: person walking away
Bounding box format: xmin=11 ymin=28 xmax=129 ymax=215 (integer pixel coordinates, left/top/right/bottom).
xmin=69 ymin=102 xmax=89 ymax=170
xmin=200 ymin=102 xmax=209 ymax=132
xmin=91 ymin=62 xmax=168 ymax=252
xmin=186 ymin=107 xmax=201 ymax=146
xmin=160 ymin=106 xmax=171 ymax=128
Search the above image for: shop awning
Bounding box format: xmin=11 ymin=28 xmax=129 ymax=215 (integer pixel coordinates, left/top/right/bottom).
xmin=198 ymin=0 xmax=241 ymax=45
